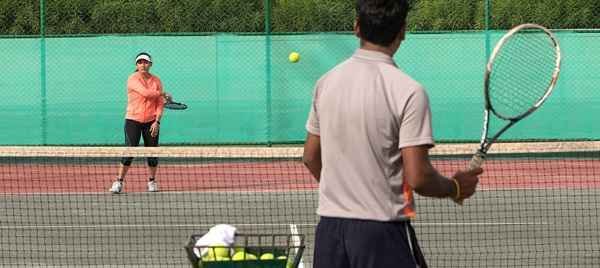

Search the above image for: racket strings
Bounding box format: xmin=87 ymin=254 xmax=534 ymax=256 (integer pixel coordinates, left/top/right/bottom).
xmin=491 ymin=38 xmax=554 ymax=114
xmin=165 ymin=101 xmax=188 ymax=110
xmin=488 ymin=30 xmax=558 ymax=119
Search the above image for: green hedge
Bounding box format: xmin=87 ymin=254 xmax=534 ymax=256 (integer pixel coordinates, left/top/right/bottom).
xmin=0 ymin=0 xmax=598 ymax=35
xmin=0 ymin=0 xmax=39 ymax=35
xmin=489 ymin=0 xmax=600 ymax=30
xmin=272 ymin=0 xmax=354 ymax=32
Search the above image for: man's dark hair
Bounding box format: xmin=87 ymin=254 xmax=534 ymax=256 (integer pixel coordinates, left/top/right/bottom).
xmin=356 ymin=0 xmax=410 ymax=46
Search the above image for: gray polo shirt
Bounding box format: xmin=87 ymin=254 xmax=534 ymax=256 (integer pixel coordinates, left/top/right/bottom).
xmin=306 ymin=48 xmax=434 ymax=221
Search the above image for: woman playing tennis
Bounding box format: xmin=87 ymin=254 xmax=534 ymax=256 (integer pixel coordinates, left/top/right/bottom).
xmin=109 ymin=52 xmax=166 ymax=194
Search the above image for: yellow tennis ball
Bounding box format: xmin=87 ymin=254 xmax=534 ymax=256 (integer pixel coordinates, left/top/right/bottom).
xmin=206 ymin=244 xmax=229 ymax=259
xmin=214 ymin=247 xmax=230 ymax=258
xmin=289 ymin=52 xmax=300 ymax=63
xmin=232 ymin=251 xmax=246 ymax=261
xmin=260 ymin=253 xmax=275 ymax=260
xmin=202 ymin=255 xmax=215 ymax=262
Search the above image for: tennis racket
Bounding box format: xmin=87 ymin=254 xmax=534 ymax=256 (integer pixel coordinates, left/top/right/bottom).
xmin=163 ymin=92 xmax=188 ymax=110
xmin=469 ymin=23 xmax=561 ymax=170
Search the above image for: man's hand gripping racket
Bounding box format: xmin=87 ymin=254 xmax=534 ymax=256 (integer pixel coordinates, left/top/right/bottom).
xmin=457 ymin=24 xmax=561 ymax=204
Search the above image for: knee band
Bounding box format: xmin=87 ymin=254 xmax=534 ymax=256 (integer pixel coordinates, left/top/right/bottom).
xmin=121 ymin=157 xmax=133 ymax=166
xmin=147 ymin=157 xmax=158 ymax=167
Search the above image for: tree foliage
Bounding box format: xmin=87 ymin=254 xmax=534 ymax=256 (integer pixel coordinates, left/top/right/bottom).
xmin=0 ymin=0 xmax=598 ymax=35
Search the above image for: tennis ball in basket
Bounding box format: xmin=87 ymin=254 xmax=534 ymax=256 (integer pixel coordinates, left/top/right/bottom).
xmin=202 ymin=255 xmax=216 ymax=262
xmin=260 ymin=253 xmax=275 ymax=260
xmin=277 ymin=256 xmax=287 ymax=260
xmin=213 ymin=245 xmax=230 ymax=258
xmin=245 ymin=253 xmax=258 ymax=260
xmin=206 ymin=244 xmax=229 ymax=259
xmin=289 ymin=52 xmax=300 ymax=63
xmin=216 ymin=256 xmax=230 ymax=261
xmin=232 ymin=251 xmax=246 ymax=261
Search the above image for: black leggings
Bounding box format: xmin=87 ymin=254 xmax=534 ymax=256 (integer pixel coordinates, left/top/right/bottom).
xmin=120 ymin=119 xmax=159 ymax=167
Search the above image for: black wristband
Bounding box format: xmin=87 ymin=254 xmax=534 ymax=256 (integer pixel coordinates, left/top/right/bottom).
xmin=155 ymin=120 xmax=160 ymax=125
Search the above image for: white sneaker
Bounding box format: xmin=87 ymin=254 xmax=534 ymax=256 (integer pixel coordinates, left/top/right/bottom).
xmin=109 ymin=181 xmax=123 ymax=194
xmin=147 ymin=181 xmax=158 ymax=192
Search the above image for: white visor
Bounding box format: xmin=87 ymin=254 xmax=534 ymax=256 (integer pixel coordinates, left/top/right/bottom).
xmin=135 ymin=54 xmax=152 ymax=63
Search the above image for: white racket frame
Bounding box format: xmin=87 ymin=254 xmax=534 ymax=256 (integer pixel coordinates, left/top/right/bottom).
xmin=470 ymin=23 xmax=561 ymax=170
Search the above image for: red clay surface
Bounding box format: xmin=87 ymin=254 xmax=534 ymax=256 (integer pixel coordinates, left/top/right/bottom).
xmin=1 ymin=159 xmax=599 ymax=193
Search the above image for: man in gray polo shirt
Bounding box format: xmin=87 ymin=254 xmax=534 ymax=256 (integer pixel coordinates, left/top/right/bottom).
xmin=303 ymin=0 xmax=483 ymax=267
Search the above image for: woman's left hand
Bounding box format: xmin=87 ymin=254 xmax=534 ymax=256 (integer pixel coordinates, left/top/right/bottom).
xmin=150 ymin=122 xmax=160 ymax=137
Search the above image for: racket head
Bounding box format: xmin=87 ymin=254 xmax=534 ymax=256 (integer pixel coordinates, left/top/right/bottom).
xmin=484 ymin=23 xmax=561 ymax=121
xmin=164 ymin=101 xmax=188 ymax=110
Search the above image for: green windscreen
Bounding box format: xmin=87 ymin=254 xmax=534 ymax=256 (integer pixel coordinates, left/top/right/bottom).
xmin=0 ymin=31 xmax=598 ymax=145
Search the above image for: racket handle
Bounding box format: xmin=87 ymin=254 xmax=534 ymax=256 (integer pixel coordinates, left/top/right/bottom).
xmin=468 ymin=151 xmax=486 ymax=170
xmin=163 ymin=92 xmax=172 ymax=102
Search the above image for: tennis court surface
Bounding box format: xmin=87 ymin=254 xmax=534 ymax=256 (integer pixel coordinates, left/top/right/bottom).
xmin=1 ymin=142 xmax=599 ymax=267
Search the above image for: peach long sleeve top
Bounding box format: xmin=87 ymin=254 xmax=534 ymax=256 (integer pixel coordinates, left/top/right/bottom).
xmin=125 ymin=72 xmax=164 ymax=123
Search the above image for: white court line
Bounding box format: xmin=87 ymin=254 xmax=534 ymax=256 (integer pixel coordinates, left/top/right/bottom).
xmin=415 ymin=222 xmax=550 ymax=226
xmin=289 ymin=224 xmax=305 ymax=268
xmin=0 ymin=189 xmax=320 ymax=196
xmin=0 ymin=223 xmax=317 ymax=230
xmin=2 ymin=186 xmax=583 ymax=196
xmin=0 ymin=222 xmax=552 ymax=230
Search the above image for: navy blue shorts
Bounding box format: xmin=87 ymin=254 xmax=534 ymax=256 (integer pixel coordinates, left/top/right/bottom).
xmin=313 ymin=216 xmax=427 ymax=268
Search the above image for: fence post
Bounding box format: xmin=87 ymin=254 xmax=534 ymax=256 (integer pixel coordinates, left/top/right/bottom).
xmin=40 ymin=0 xmax=47 ymax=145
xmin=484 ymin=0 xmax=491 ymax=61
xmin=264 ymin=0 xmax=272 ymax=146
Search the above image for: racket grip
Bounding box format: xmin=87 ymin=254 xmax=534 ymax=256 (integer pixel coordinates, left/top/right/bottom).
xmin=468 ymin=151 xmax=486 ymax=170
xmin=163 ymin=92 xmax=172 ymax=102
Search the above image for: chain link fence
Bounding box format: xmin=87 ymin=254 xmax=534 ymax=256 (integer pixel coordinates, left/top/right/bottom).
xmin=0 ymin=0 xmax=599 ymax=145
